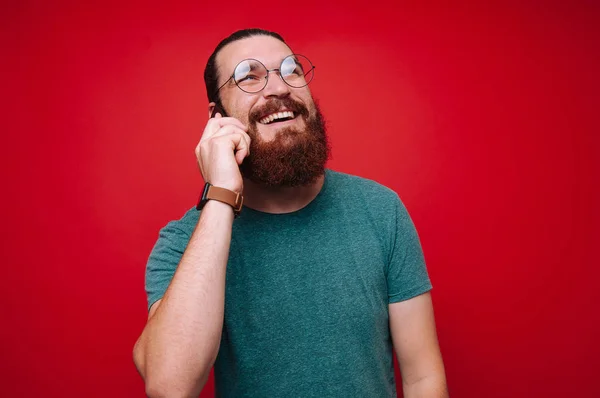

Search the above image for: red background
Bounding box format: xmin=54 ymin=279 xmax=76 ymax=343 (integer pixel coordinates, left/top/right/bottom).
xmin=2 ymin=1 xmax=599 ymax=397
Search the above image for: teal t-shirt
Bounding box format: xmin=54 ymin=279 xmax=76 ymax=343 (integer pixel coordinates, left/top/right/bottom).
xmin=145 ymin=169 xmax=432 ymax=397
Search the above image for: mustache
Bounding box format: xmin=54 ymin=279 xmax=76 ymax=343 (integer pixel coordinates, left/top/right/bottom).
xmin=248 ymin=97 xmax=309 ymax=122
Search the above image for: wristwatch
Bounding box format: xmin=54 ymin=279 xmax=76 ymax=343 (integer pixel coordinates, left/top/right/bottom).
xmin=196 ymin=182 xmax=243 ymax=217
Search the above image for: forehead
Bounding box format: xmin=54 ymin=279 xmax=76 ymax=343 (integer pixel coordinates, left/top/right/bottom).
xmin=216 ymin=36 xmax=293 ymax=78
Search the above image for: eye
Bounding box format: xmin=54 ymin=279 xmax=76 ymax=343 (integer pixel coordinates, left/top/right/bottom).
xmin=236 ymin=73 xmax=262 ymax=83
xmin=287 ymin=67 xmax=303 ymax=77
xmin=234 ymin=60 xmax=265 ymax=83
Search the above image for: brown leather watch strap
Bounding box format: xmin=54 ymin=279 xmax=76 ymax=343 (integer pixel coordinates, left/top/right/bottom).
xmin=204 ymin=184 xmax=243 ymax=215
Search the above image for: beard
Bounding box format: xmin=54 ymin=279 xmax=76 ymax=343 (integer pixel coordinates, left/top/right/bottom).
xmin=239 ymin=97 xmax=331 ymax=187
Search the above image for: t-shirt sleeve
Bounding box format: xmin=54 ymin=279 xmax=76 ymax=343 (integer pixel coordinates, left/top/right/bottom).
xmin=145 ymin=221 xmax=191 ymax=312
xmin=387 ymin=196 xmax=432 ymax=303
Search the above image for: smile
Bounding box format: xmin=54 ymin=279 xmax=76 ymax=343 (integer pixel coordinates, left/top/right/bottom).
xmin=259 ymin=111 xmax=296 ymax=125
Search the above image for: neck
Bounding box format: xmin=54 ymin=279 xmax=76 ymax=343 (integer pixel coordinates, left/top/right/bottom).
xmin=242 ymin=173 xmax=326 ymax=214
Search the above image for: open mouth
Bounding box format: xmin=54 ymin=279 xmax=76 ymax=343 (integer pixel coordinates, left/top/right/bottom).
xmin=259 ymin=111 xmax=296 ymax=125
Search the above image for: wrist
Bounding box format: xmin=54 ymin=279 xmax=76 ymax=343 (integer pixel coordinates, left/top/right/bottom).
xmin=196 ymin=182 xmax=243 ymax=217
xmin=202 ymin=199 xmax=236 ymax=216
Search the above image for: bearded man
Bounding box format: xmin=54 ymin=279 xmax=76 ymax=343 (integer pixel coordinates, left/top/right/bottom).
xmin=133 ymin=29 xmax=448 ymax=398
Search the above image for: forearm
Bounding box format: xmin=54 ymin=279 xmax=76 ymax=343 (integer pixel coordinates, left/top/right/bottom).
xmin=136 ymin=200 xmax=234 ymax=397
xmin=403 ymin=374 xmax=449 ymax=398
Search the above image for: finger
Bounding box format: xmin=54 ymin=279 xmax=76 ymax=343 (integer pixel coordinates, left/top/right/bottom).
xmin=211 ymin=125 xmax=252 ymax=146
xmin=212 ymin=131 xmax=250 ymax=157
xmin=202 ymin=133 xmax=247 ymax=168
xmin=201 ymin=116 xmax=248 ymax=142
xmin=208 ymin=125 xmax=247 ymax=141
xmin=235 ymin=146 xmax=248 ymax=165
xmin=211 ymin=116 xmax=248 ymax=131
xmin=210 ymin=125 xmax=250 ymax=145
xmin=200 ymin=120 xmax=232 ymax=142
xmin=239 ymin=130 xmax=251 ymax=155
xmin=211 ymin=128 xmax=251 ymax=160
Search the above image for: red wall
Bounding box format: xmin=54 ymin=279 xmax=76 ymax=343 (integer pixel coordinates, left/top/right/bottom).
xmin=3 ymin=1 xmax=599 ymax=397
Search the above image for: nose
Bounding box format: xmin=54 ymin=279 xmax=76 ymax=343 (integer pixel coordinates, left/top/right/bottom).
xmin=262 ymin=70 xmax=291 ymax=98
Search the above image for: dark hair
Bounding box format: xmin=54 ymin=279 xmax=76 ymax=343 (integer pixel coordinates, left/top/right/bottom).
xmin=204 ymin=28 xmax=287 ymax=105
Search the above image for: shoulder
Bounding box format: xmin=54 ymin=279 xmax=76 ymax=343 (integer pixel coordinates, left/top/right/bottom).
xmin=325 ymin=169 xmax=416 ymax=234
xmin=326 ymin=168 xmax=401 ymax=208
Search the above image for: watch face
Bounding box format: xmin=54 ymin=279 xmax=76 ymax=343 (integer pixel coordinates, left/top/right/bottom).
xmin=196 ymin=182 xmax=212 ymax=210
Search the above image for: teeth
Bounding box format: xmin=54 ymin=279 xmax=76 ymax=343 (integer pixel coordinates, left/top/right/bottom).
xmin=259 ymin=111 xmax=295 ymax=124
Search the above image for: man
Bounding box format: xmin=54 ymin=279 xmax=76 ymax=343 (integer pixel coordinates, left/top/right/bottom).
xmin=133 ymin=29 xmax=448 ymax=398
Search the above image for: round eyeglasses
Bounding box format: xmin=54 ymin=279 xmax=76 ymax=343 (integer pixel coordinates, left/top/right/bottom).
xmin=216 ymin=54 xmax=315 ymax=95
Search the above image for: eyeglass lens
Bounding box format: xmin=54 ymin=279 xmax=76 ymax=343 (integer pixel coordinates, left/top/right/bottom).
xmin=233 ymin=55 xmax=314 ymax=93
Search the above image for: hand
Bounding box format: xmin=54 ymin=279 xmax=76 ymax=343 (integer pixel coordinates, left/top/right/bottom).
xmin=195 ymin=113 xmax=251 ymax=193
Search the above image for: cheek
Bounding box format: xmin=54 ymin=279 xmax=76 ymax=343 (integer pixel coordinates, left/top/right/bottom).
xmin=298 ymin=91 xmax=315 ymax=112
xmin=221 ymin=91 xmax=251 ymax=121
xmin=231 ymin=99 xmax=256 ymax=124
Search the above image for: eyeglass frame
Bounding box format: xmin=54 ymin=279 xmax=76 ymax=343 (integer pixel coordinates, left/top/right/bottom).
xmin=214 ymin=54 xmax=316 ymax=96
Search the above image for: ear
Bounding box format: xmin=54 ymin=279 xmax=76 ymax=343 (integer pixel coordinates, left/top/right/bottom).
xmin=208 ymin=102 xmax=216 ymax=119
